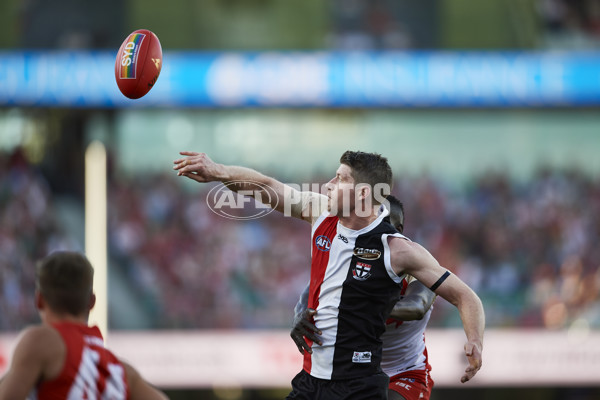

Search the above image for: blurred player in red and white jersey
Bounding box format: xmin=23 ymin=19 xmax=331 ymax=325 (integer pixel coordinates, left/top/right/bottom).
xmin=0 ymin=251 xmax=167 ymax=400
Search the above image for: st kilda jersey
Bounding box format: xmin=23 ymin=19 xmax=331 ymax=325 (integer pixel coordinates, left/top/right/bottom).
xmin=304 ymin=207 xmax=407 ymax=380
xmin=29 ymin=322 xmax=129 ymax=400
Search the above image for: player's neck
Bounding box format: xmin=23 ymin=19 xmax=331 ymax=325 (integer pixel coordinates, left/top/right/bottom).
xmin=337 ymin=206 xmax=379 ymax=231
xmin=41 ymin=310 xmax=89 ymax=326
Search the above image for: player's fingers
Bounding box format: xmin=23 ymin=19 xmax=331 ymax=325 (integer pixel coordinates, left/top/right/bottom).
xmin=291 ymin=331 xmax=312 ymax=354
xmin=300 ymin=309 xmax=317 ymax=321
xmin=300 ymin=319 xmax=321 ymax=333
xmin=461 ymin=366 xmax=478 ymax=383
xmin=293 ymin=338 xmax=305 ymax=354
xmin=173 ymin=160 xmax=190 ymax=170
xmin=173 ymin=157 xmax=187 ymax=164
xmin=182 ymin=172 xmax=206 ymax=183
xmin=290 ymin=333 xmax=304 ymax=354
xmin=461 ymin=359 xmax=481 ymax=383
xmin=302 ymin=330 xmax=322 ymax=346
xmin=301 ymin=340 xmax=313 ymax=354
xmin=179 ymin=151 xmax=200 ymax=156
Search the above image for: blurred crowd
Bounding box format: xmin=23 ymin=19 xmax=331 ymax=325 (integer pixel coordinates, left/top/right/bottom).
xmin=1 ymin=149 xmax=600 ymax=332
xmin=108 ymin=174 xmax=311 ymax=329
xmin=328 ymin=0 xmax=416 ymax=50
xmin=0 ymin=150 xmax=79 ymax=330
xmin=539 ymin=0 xmax=600 ymax=47
xmin=328 ymin=0 xmax=600 ymax=50
xmin=397 ymin=168 xmax=600 ymax=329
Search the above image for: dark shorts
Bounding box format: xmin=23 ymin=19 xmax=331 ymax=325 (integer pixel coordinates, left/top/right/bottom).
xmin=286 ymin=369 xmax=390 ymax=400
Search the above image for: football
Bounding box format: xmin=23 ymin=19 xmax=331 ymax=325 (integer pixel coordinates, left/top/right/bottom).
xmin=114 ymin=29 xmax=162 ymax=99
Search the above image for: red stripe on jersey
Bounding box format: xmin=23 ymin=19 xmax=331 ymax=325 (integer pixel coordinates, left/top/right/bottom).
xmin=400 ymin=277 xmax=409 ymax=295
xmin=303 ymin=215 xmax=338 ymax=373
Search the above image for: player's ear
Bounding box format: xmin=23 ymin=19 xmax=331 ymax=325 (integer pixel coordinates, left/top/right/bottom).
xmin=356 ymin=183 xmax=371 ymax=201
xmin=89 ymin=293 xmax=96 ymax=311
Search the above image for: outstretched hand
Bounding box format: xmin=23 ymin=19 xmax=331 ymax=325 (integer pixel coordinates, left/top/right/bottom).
xmin=290 ymin=309 xmax=322 ymax=355
xmin=461 ymin=341 xmax=482 ymax=383
xmin=173 ymin=152 xmax=223 ymax=183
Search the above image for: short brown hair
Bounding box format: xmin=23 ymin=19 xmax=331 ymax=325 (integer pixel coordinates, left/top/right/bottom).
xmin=339 ymin=151 xmax=393 ymax=203
xmin=36 ymin=252 xmax=94 ymax=316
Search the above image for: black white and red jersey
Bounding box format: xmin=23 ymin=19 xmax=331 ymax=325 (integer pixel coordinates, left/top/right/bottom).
xmin=304 ymin=208 xmax=406 ymax=380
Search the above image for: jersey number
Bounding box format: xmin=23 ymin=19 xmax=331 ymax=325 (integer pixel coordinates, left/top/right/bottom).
xmin=68 ymin=347 xmax=126 ymax=400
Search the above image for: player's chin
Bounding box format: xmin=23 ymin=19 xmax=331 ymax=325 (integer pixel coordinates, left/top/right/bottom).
xmin=327 ymin=204 xmax=340 ymax=216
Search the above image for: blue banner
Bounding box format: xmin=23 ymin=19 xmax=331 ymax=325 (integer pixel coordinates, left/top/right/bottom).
xmin=0 ymin=50 xmax=599 ymax=107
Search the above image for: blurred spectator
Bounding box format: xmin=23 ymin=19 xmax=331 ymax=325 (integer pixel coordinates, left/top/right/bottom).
xmin=538 ymin=0 xmax=600 ymax=48
xmin=328 ymin=0 xmax=414 ymax=49
xmin=0 ymin=149 xmax=80 ymax=331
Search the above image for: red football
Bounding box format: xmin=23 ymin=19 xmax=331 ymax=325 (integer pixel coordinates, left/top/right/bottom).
xmin=115 ymin=29 xmax=162 ymax=99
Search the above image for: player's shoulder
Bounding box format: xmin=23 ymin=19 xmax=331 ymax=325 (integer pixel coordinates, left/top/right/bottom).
xmin=387 ymin=236 xmax=430 ymax=264
xmin=14 ymin=324 xmax=65 ymax=362
xmin=387 ymin=235 xmax=421 ymax=253
xmin=18 ymin=324 xmax=62 ymax=345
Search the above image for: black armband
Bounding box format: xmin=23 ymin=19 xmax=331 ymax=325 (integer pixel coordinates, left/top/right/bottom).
xmin=429 ymin=271 xmax=451 ymax=291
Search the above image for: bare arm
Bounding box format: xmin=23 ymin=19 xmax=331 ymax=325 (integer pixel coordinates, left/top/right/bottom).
xmin=388 ymin=279 xmax=436 ymax=321
xmin=434 ymin=272 xmax=484 ymax=383
xmin=123 ymin=362 xmax=169 ymax=400
xmin=293 ymin=283 xmax=310 ymax=319
xmin=0 ymin=326 xmax=62 ymax=400
xmin=173 ymin=152 xmax=327 ymax=223
xmin=390 ymin=237 xmax=485 ymax=383
xmin=290 ymin=284 xmax=322 ymax=354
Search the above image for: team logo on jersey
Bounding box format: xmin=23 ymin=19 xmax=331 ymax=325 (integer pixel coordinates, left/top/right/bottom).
xmin=315 ymin=235 xmax=332 ymax=252
xmin=353 ymin=247 xmax=381 ymax=260
xmin=352 ymin=351 xmax=372 ymax=363
xmin=353 ymin=262 xmax=372 ymax=281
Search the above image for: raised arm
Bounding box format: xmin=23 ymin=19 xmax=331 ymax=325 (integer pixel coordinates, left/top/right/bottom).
xmin=173 ymin=152 xmax=326 ymax=223
xmin=389 ymin=237 xmax=485 ymax=384
xmin=388 ymin=278 xmax=436 ymax=321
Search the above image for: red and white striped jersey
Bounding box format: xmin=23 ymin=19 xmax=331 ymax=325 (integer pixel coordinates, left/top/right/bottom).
xmin=381 ymin=303 xmax=432 ymax=378
xmin=29 ymin=322 xmax=129 ymax=400
xmin=304 ymin=209 xmax=406 ymax=380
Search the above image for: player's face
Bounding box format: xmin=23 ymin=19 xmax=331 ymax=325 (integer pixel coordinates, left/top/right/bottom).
xmin=325 ymin=164 xmax=355 ymax=216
